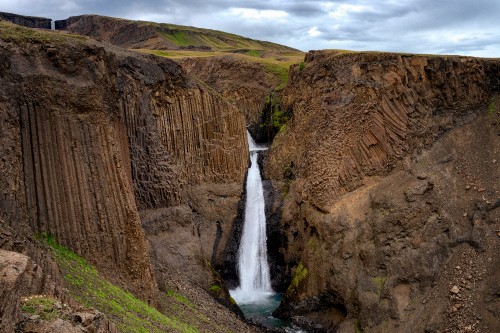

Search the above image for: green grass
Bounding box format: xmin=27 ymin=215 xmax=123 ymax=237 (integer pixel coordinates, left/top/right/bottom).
xmin=0 ymin=21 xmax=86 ymax=45
xmin=245 ymin=49 xmax=263 ymax=57
xmin=138 ymin=47 xmax=302 ymax=92
xmin=37 ymin=233 xmax=199 ymax=333
xmin=159 ymin=31 xmax=193 ymax=47
xmin=21 ymin=295 xmax=64 ymax=321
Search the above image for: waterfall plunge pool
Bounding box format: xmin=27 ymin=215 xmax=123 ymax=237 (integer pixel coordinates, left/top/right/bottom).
xmin=231 ymin=291 xmax=284 ymax=327
xmin=230 ymin=291 xmax=306 ymax=332
xmin=228 ymin=132 xmax=306 ymax=333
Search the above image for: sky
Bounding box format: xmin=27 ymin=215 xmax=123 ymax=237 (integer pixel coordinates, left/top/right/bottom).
xmin=1 ymin=0 xmax=499 ymax=57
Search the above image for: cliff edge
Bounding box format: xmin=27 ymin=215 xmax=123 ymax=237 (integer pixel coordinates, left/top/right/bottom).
xmin=266 ymin=50 xmax=500 ymax=332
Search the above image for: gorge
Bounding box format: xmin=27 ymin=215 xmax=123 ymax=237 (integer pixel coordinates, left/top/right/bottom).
xmin=0 ymin=13 xmax=499 ymax=333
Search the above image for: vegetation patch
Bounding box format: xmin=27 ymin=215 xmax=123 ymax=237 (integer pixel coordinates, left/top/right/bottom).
xmin=0 ymin=21 xmax=86 ymax=45
xmin=209 ymin=285 xmax=222 ymax=293
xmin=354 ymin=319 xmax=363 ymax=333
xmin=285 ymin=261 xmax=308 ymax=297
xmin=373 ymin=276 xmax=386 ymax=296
xmin=20 ymin=295 xmax=65 ymax=321
xmin=245 ymin=49 xmax=263 ymax=57
xmin=488 ymin=98 xmax=496 ymax=116
xmin=167 ymin=289 xmax=194 ymax=309
xmin=37 ymin=233 xmax=199 ymax=333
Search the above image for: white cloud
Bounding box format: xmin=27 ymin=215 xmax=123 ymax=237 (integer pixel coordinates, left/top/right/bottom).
xmin=229 ymin=7 xmax=288 ymax=20
xmin=327 ymin=4 xmax=373 ymax=19
xmin=308 ymin=26 xmax=321 ymax=37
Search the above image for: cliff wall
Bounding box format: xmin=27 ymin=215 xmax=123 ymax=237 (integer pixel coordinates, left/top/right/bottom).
xmin=0 ymin=20 xmax=248 ymax=310
xmin=266 ymin=51 xmax=500 ymax=332
xmin=0 ymin=12 xmax=51 ymax=29
xmin=182 ymin=56 xmax=280 ymax=138
xmin=267 ymin=51 xmax=494 ymax=211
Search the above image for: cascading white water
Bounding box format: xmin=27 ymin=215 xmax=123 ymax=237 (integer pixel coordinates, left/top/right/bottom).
xmin=230 ymin=131 xmax=273 ymax=304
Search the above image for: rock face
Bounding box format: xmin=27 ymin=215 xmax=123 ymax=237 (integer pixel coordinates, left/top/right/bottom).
xmin=0 ymin=250 xmax=43 ymax=331
xmin=266 ymin=51 xmax=500 ymax=332
xmin=0 ymin=19 xmax=248 ymax=317
xmin=55 ymin=15 xmax=162 ymax=48
xmin=182 ymin=56 xmax=281 ymax=140
xmin=0 ymin=12 xmax=51 ymax=29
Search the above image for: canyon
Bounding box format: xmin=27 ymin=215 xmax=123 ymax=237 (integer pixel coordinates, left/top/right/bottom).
xmin=1 ymin=13 xmax=499 ymax=333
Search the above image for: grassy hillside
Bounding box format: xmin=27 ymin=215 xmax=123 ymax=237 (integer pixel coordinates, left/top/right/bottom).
xmin=60 ymin=15 xmax=304 ymax=84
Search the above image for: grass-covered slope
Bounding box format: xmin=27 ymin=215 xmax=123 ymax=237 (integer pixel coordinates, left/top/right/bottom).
xmin=60 ymin=14 xmax=299 ymax=53
xmin=38 ymin=233 xmax=235 ymax=333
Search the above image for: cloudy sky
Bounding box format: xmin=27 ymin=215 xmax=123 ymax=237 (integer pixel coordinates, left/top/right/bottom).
xmin=1 ymin=0 xmax=499 ymax=57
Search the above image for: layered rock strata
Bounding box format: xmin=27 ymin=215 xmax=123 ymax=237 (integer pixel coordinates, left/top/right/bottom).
xmin=266 ymin=51 xmax=500 ymax=332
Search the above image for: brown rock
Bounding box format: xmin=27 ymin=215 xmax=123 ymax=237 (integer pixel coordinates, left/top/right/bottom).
xmin=267 ymin=50 xmax=500 ymax=333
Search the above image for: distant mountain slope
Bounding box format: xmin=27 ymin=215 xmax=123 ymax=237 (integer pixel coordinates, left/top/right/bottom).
xmin=55 ymin=14 xmax=299 ymax=53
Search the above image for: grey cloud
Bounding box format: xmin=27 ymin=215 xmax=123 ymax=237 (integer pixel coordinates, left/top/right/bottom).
xmin=0 ymin=0 xmax=498 ymax=56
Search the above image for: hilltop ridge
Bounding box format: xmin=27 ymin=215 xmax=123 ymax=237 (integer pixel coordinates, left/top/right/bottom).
xmin=55 ymin=14 xmax=299 ymax=53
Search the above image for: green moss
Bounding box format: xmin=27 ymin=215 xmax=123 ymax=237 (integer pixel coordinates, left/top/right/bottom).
xmin=354 ymin=319 xmax=363 ymax=333
xmin=307 ymin=236 xmax=319 ymax=251
xmin=488 ymin=98 xmax=496 ymax=116
xmin=291 ymin=262 xmax=308 ymax=288
xmin=37 ymin=233 xmax=199 ymax=333
xmin=286 ymin=261 xmax=308 ymax=296
xmin=373 ymin=276 xmax=386 ymax=296
xmin=281 ymin=161 xmax=295 ymax=198
xmin=20 ymin=295 xmax=63 ymax=320
xmin=209 ymin=285 xmax=222 ymax=293
xmin=299 ymin=62 xmax=306 ymax=71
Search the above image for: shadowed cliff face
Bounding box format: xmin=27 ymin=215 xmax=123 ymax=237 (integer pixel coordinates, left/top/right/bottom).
xmin=0 ymin=21 xmax=248 ymax=309
xmin=182 ymin=56 xmax=280 ymax=139
xmin=0 ymin=12 xmax=52 ymax=29
xmin=0 ymin=35 xmax=156 ymax=299
xmin=266 ymin=51 xmax=500 ymax=332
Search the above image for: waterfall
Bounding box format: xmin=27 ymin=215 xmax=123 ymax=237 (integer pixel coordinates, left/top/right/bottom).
xmin=230 ymin=131 xmax=273 ymax=304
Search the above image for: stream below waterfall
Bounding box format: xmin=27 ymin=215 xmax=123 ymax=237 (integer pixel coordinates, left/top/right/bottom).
xmin=229 ymin=132 xmax=305 ymax=332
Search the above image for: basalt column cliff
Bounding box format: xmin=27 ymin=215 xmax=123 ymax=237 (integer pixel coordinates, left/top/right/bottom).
xmin=265 ymin=51 xmax=500 ymax=332
xmin=0 ymin=21 xmax=253 ymax=332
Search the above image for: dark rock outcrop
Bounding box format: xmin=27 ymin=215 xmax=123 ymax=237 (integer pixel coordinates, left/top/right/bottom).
xmin=266 ymin=51 xmax=500 ymax=332
xmin=0 ymin=12 xmax=51 ymax=29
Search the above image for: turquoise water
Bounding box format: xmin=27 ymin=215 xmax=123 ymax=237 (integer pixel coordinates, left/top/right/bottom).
xmin=236 ymin=293 xmax=306 ymax=332
xmin=238 ymin=293 xmax=286 ymax=327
